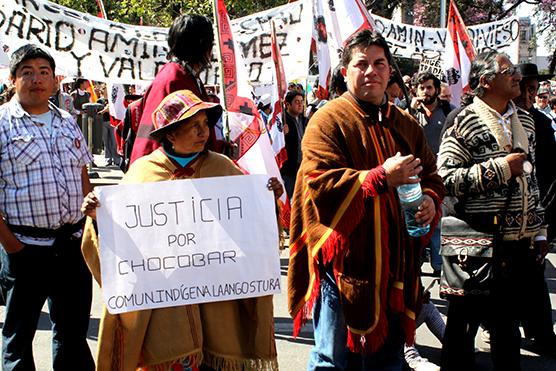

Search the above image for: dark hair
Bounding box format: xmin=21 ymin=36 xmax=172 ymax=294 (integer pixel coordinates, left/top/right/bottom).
xmin=74 ymin=78 xmax=88 ymax=91
xmin=387 ymin=74 xmax=403 ymax=88
xmin=414 ymin=71 xmax=440 ymax=90
xmin=9 ymin=44 xmax=55 ymax=77
xmin=468 ymin=50 xmax=502 ymax=98
xmin=285 ymin=90 xmax=304 ymax=105
xmin=168 ymin=14 xmax=214 ymax=68
xmin=329 ymin=65 xmax=347 ymax=97
xmin=341 ymin=30 xmax=393 ymax=68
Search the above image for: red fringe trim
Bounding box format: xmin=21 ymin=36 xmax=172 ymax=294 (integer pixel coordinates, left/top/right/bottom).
xmin=292 ymin=265 xmax=321 ymax=337
xmin=292 ymin=170 xmax=392 ymax=351
xmin=400 ymin=313 xmax=418 ymax=346
xmin=293 ymin=172 xmax=376 ymax=337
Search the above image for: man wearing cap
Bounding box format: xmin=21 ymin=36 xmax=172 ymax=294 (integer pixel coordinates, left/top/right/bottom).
xmin=514 ymin=62 xmax=556 ymax=357
xmin=534 ymin=86 xmax=552 ymax=116
xmin=0 ymin=44 xmax=94 ymax=370
xmin=257 ymin=93 xmax=272 ymax=127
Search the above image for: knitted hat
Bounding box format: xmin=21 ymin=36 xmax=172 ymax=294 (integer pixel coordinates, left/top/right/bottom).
xmin=150 ymin=90 xmax=222 ymax=140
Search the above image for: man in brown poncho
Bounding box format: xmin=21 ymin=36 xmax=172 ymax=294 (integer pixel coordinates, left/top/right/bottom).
xmin=287 ymin=30 xmax=445 ymax=370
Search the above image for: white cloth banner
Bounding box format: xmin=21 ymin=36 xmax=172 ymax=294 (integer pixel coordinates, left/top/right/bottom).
xmin=0 ymin=0 xmax=519 ymax=86
xmin=96 ymin=174 xmax=281 ymax=314
xmin=373 ymin=13 xmax=520 ymax=63
xmin=202 ymin=0 xmax=312 ymax=87
xmin=0 ymin=0 xmax=168 ymax=84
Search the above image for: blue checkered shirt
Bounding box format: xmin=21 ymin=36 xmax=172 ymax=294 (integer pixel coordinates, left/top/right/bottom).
xmin=0 ymin=98 xmax=93 ymax=231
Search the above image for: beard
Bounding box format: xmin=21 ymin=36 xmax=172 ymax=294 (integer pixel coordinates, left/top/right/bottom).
xmin=423 ymin=93 xmax=438 ymax=105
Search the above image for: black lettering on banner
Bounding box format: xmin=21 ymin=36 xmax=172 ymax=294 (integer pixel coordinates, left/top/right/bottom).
xmin=239 ymin=19 xmax=258 ymax=35
xmin=0 ymin=10 xmax=6 ymax=29
xmin=111 ymin=34 xmax=139 ymax=57
xmin=241 ymin=37 xmax=257 ymax=58
xmin=25 ymin=14 xmax=46 ymax=44
xmin=17 ymin=0 xmax=40 ymax=11
xmin=259 ymin=33 xmax=271 ymax=59
xmin=55 ymin=21 xmax=75 ymax=51
xmin=289 ymin=3 xmax=303 ymax=25
xmin=43 ymin=19 xmax=53 ymax=47
xmin=90 ymin=28 xmax=110 ymax=52
xmin=118 ymin=58 xmax=135 ymax=79
xmin=248 ymin=62 xmax=263 ymax=82
xmin=70 ymin=51 xmax=91 ymax=78
xmin=6 ymin=11 xmax=26 ymax=39
xmin=42 ymin=3 xmax=61 ymax=14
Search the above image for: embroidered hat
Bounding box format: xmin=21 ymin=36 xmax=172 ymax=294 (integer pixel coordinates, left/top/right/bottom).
xmin=150 ymin=90 xmax=222 ymax=140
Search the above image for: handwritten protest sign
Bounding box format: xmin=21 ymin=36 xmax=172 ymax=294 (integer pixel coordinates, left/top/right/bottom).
xmin=96 ymin=174 xmax=280 ymax=314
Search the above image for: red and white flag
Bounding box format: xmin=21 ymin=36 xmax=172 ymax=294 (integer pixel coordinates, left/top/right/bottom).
xmin=214 ymin=0 xmax=290 ymax=227
xmin=442 ymin=0 xmax=476 ymax=107
xmin=312 ymin=0 xmax=332 ymax=99
xmin=322 ymin=0 xmax=376 ymax=67
xmin=269 ymin=20 xmax=288 ymax=169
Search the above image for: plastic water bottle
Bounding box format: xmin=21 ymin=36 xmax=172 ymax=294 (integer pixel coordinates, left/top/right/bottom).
xmin=396 ymin=176 xmax=430 ymax=237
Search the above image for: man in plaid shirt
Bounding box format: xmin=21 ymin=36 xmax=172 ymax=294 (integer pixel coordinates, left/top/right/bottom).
xmin=0 ymin=45 xmax=95 ymax=371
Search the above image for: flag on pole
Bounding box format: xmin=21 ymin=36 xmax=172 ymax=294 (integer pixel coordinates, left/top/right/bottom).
xmin=442 ymin=0 xmax=476 ymax=107
xmin=107 ymin=83 xmax=126 ymax=121
xmin=269 ymin=20 xmax=288 ymax=169
xmin=213 ymin=0 xmax=290 ymax=227
xmin=95 ymin=0 xmax=108 ymax=19
xmin=312 ymin=0 xmax=332 ymax=99
xmin=322 ymin=0 xmax=376 ymax=68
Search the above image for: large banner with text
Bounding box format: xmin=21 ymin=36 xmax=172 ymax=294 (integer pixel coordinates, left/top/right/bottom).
xmin=96 ymin=174 xmax=281 ymax=314
xmin=0 ymin=0 xmax=519 ymax=85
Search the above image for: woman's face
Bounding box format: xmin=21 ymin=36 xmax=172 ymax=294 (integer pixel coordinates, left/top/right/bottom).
xmin=166 ymin=111 xmax=210 ymax=155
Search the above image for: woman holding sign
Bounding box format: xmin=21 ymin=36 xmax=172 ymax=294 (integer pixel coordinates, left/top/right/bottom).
xmin=81 ymin=89 xmax=283 ymax=371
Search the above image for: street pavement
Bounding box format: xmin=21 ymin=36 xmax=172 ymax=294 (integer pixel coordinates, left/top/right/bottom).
xmin=1 ymin=158 xmax=555 ymax=370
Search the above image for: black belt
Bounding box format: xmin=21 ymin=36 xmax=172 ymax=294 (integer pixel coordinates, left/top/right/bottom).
xmin=8 ymin=218 xmax=85 ymax=239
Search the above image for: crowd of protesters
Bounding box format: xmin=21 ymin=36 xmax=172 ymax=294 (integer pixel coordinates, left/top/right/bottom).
xmin=0 ymin=12 xmax=556 ymax=371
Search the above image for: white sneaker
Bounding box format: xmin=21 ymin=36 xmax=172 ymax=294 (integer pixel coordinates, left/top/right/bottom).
xmin=481 ymin=328 xmax=491 ymax=344
xmin=408 ymin=359 xmax=441 ymax=371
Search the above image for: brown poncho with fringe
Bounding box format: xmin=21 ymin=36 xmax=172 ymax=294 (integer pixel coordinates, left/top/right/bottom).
xmin=82 ymin=148 xmax=278 ymax=371
xmin=287 ymin=93 xmax=445 ymax=353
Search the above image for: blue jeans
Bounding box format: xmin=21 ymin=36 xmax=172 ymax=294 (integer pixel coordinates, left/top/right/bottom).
xmin=0 ymin=234 xmax=94 ymax=371
xmin=308 ymin=267 xmax=405 ymax=371
xmin=428 ymin=221 xmax=442 ymax=272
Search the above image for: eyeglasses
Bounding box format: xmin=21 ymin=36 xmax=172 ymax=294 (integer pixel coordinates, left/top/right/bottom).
xmin=537 ymin=95 xmax=549 ymax=100
xmin=498 ymin=66 xmax=519 ymax=76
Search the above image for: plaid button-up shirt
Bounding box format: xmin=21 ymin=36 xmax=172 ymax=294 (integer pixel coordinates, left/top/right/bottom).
xmin=0 ymin=98 xmax=92 ymax=232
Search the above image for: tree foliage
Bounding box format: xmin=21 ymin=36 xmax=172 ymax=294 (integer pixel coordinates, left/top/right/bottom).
xmin=51 ymin=0 xmax=288 ymax=27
